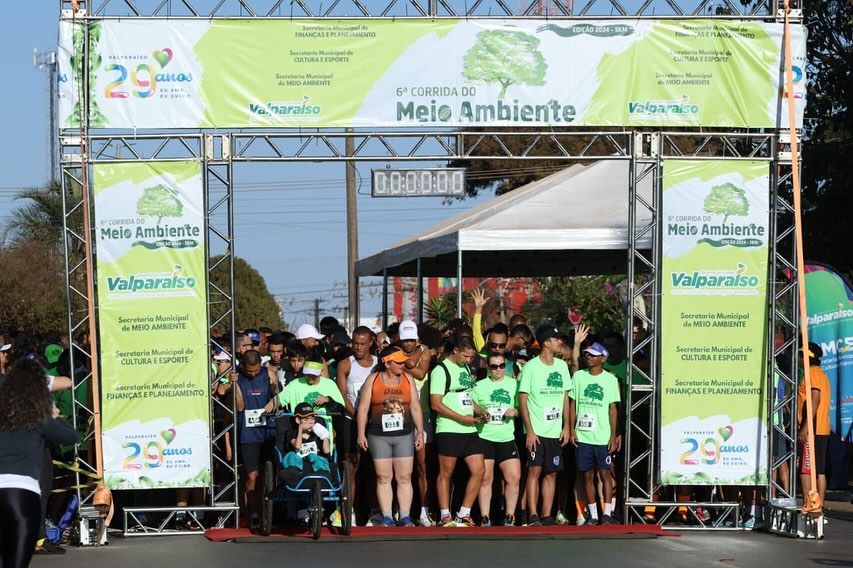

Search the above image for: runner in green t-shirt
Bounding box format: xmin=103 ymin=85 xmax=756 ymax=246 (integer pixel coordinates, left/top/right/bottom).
xmin=472 ymin=352 xmax=521 ymax=527
xmin=570 ymin=342 xmax=620 ymax=525
xmin=429 ymin=335 xmax=487 ymax=527
xmin=519 ymin=325 xmax=572 ymax=526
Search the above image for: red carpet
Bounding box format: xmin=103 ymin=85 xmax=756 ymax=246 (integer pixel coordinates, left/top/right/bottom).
xmin=205 ymin=524 xmax=675 ymax=543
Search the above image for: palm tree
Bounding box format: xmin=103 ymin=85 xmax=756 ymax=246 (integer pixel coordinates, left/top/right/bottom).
xmin=1 ymin=179 xmax=83 ymax=250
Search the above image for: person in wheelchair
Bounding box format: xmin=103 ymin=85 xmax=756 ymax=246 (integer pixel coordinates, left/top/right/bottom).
xmin=281 ymin=403 xmax=332 ymax=487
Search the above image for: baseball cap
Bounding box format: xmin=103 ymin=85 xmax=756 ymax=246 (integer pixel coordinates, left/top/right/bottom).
xmin=303 ymin=360 xmax=324 ymax=376
xmin=332 ymin=331 xmax=351 ymax=346
xmin=583 ymin=342 xmax=610 ymax=358
xmin=296 ymin=323 xmax=325 ymax=341
xmin=213 ymin=351 xmax=231 ymax=361
xmin=246 ymin=330 xmax=261 ymax=346
xmin=515 ymin=348 xmax=530 ymax=361
xmin=44 ymin=344 xmax=63 ymax=365
xmin=0 ymin=344 xmax=11 ymax=353
xmin=294 ymin=402 xmax=315 ymax=418
xmin=398 ymin=320 xmax=418 ymax=341
xmin=535 ymin=324 xmax=561 ymax=345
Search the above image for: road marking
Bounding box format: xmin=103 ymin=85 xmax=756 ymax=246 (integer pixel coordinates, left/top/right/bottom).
xmin=657 ymin=539 xmax=695 ymax=552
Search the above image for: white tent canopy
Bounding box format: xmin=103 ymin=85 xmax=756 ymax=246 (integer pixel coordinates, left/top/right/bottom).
xmin=355 ymin=160 xmax=653 ymax=278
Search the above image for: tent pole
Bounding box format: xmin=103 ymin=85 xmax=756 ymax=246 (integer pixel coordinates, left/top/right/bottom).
xmin=456 ymin=250 xmax=463 ymax=318
xmin=382 ymin=268 xmax=389 ymax=330
xmin=416 ymin=258 xmax=424 ymax=323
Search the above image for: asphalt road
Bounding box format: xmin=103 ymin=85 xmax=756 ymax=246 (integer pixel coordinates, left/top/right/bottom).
xmin=32 ymin=510 xmax=853 ymax=568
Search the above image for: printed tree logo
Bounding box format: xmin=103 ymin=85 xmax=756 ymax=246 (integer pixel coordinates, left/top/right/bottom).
xmin=305 ymin=392 xmax=321 ymax=407
xmin=546 ymin=372 xmax=563 ymax=389
xmin=463 ymin=29 xmax=547 ymax=100
xmin=137 ymin=184 xmax=183 ymax=225
xmin=584 ymin=383 xmax=604 ymax=401
xmin=490 ymin=389 xmax=512 ymax=405
xmin=459 ymin=371 xmax=473 ymax=389
xmin=703 ymin=183 xmax=749 ymax=223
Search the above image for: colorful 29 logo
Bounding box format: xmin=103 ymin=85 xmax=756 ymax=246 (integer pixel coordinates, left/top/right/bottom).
xmin=679 ymin=425 xmax=733 ymax=466
xmin=104 ymin=48 xmax=192 ymax=99
xmin=121 ymin=428 xmax=176 ymax=470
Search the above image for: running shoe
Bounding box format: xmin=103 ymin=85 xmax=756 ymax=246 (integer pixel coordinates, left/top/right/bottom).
xmin=527 ymin=514 xmax=542 ymax=526
xmin=480 ymin=515 xmax=491 ymax=527
xmin=437 ymin=515 xmax=457 ymax=527
xmin=329 ymin=509 xmax=343 ymax=528
xmin=503 ymin=514 xmax=515 ymax=527
xmin=35 ymin=541 xmax=66 ymax=555
xmin=398 ymin=516 xmax=415 ymax=527
xmin=739 ymin=516 xmax=765 ymax=530
xmin=366 ymin=512 xmax=383 ymax=527
xmin=517 ymin=511 xmax=528 ymax=526
xmin=455 ymin=515 xmax=476 ymax=528
xmin=381 ymin=516 xmax=396 ymax=527
xmin=419 ymin=513 xmax=436 ymax=527
xmin=584 ymin=513 xmax=599 ymax=526
xmin=600 ymin=514 xmax=620 ymax=525
xmin=576 ymin=513 xmax=587 ymax=527
xmin=555 ymin=511 xmax=569 ymax=526
xmin=541 ymin=515 xmax=556 ymax=526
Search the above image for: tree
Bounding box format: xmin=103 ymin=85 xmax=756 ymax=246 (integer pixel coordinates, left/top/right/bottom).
xmin=464 ymin=29 xmax=547 ymax=100
xmin=209 ymin=255 xmax=285 ymax=333
xmin=136 ymin=184 xmax=183 ymax=225
xmin=523 ymin=276 xmax=625 ymax=335
xmin=0 ymin=241 xmax=68 ymax=335
xmin=703 ymin=183 xmax=749 ymax=223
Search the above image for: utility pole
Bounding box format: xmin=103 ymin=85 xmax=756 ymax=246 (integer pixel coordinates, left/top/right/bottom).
xmin=314 ymin=298 xmax=321 ymax=329
xmin=345 ymin=129 xmax=359 ymax=331
xmin=33 ymin=49 xmax=58 ymax=183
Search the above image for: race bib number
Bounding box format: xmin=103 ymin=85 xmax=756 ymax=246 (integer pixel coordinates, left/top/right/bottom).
xmin=577 ymin=414 xmax=596 ymax=431
xmin=297 ymin=441 xmax=318 ymax=457
xmin=458 ymin=392 xmax=473 ymax=408
xmin=244 ymin=408 xmax=265 ymax=428
xmin=382 ymin=413 xmax=404 ymax=432
xmin=544 ymin=406 xmax=560 ymax=422
xmin=488 ymin=408 xmax=506 ymax=425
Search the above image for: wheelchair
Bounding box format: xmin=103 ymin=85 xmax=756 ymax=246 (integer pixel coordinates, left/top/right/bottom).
xmin=259 ymin=412 xmax=353 ymax=539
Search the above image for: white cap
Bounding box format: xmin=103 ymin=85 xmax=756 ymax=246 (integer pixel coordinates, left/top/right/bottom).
xmin=0 ymin=344 xmax=11 ymax=352
xmin=398 ymin=320 xmax=418 ymax=341
xmin=296 ymin=323 xmax=324 ymax=340
xmin=213 ymin=351 xmax=231 ymax=361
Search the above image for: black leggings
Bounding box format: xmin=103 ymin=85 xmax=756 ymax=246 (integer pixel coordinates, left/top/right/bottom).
xmin=0 ymin=488 xmax=41 ymax=568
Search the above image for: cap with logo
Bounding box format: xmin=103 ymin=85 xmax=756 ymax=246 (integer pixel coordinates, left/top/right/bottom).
xmin=583 ymin=342 xmax=610 ymax=358
xmin=303 ymin=360 xmax=324 ymax=376
xmin=44 ymin=344 xmax=64 ymax=365
xmin=294 ymin=402 xmax=315 ymax=417
xmin=535 ymin=325 xmax=561 ymax=345
xmin=398 ymin=320 xmax=418 ymax=341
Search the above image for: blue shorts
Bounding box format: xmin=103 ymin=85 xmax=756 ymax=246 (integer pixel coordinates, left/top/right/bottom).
xmin=576 ymin=442 xmax=612 ymax=472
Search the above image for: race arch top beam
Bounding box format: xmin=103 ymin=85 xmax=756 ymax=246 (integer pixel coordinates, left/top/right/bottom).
xmin=57 ymin=0 xmax=804 ymax=535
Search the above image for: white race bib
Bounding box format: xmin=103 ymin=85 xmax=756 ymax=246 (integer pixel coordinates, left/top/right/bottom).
xmin=577 ymin=414 xmax=596 ymax=431
xmin=382 ymin=413 xmax=404 ymax=432
xmin=244 ymin=408 xmax=265 ymax=428
xmin=458 ymin=392 xmax=473 ymax=408
xmin=297 ymin=441 xmax=318 ymax=457
xmin=544 ymin=406 xmax=560 ymax=422
xmin=488 ymin=408 xmax=506 ymax=425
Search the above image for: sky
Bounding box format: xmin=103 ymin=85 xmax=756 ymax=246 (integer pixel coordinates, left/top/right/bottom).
xmin=0 ymin=3 xmax=497 ymax=328
xmin=0 ymin=1 xmax=757 ymax=329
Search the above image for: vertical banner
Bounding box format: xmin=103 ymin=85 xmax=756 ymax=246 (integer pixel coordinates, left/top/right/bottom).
xmin=95 ymin=161 xmax=211 ymax=489
xmin=804 ymin=264 xmax=853 ymax=440
xmin=660 ymin=160 xmax=770 ymax=485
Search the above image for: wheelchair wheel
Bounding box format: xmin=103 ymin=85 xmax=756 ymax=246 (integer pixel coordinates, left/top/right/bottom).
xmin=311 ymin=480 xmax=323 ymax=540
xmin=260 ymin=461 xmax=274 ymax=536
xmin=341 ymin=461 xmax=354 ymax=535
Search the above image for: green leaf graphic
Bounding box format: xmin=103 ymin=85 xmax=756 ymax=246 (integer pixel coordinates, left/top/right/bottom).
xmin=463 ymin=29 xmax=547 ymax=100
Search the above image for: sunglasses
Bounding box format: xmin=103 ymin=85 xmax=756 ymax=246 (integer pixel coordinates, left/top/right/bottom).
xmin=489 ymin=363 xmax=507 ymax=370
xmin=489 ymin=342 xmax=507 ymax=349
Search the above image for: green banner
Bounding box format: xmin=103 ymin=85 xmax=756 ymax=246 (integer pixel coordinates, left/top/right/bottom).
xmin=95 ymin=161 xmax=211 ymax=490
xmin=659 ymin=160 xmax=770 ymax=486
xmin=58 ymin=19 xmax=806 ymax=129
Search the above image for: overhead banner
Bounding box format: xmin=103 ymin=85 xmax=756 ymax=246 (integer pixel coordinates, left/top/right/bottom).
xmin=659 ymin=160 xmax=770 ymax=486
xmin=804 ymin=264 xmax=853 ymax=440
xmin=95 ymin=161 xmax=211 ymax=490
xmin=58 ymin=19 xmax=806 ymax=129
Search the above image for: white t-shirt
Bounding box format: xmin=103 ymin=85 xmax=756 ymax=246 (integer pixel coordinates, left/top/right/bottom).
xmin=346 ymin=355 xmax=377 ymax=409
xmin=0 ymin=474 xmax=40 ymax=495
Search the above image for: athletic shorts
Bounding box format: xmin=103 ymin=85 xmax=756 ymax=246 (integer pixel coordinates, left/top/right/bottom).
xmin=481 ymin=439 xmax=520 ymax=464
xmin=367 ymin=431 xmax=416 ymax=460
xmin=240 ymin=437 xmax=276 ymax=474
xmin=435 ymin=432 xmax=484 ymax=459
xmin=576 ymin=442 xmax=612 ymax=472
xmin=422 ymin=411 xmax=436 ymax=445
xmin=798 ymin=434 xmax=829 ymax=476
xmin=527 ymin=437 xmax=564 ymax=473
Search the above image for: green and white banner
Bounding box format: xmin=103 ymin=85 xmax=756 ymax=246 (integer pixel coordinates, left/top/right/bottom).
xmin=659 ymin=160 xmax=770 ymax=486
xmin=94 ymin=161 xmax=211 ymax=490
xmin=58 ymin=19 xmax=806 ymax=129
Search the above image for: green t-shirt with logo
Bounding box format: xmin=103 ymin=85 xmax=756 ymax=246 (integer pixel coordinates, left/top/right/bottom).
xmin=429 ymin=359 xmax=476 ymax=435
xmin=278 ymin=376 xmax=346 ymax=414
xmin=570 ymin=369 xmax=620 ymax=446
xmin=518 ymin=356 xmax=571 ymax=439
xmin=472 ymin=376 xmax=519 ymax=443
